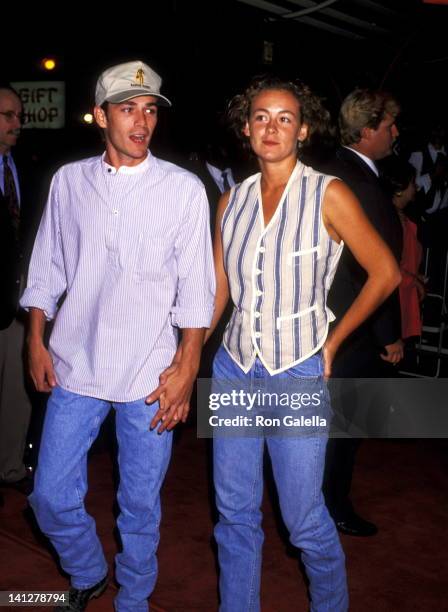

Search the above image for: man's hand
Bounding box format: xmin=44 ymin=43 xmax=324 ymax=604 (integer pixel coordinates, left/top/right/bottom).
xmin=146 ymin=362 xmax=196 ymax=433
xmin=150 ymin=346 xmax=184 ymax=432
xmin=159 ymin=345 xmax=183 ymax=386
xmin=147 ymin=328 xmax=205 ymax=433
xmin=28 ymin=339 xmax=57 ymax=392
xmin=380 ymin=339 xmax=404 ymax=365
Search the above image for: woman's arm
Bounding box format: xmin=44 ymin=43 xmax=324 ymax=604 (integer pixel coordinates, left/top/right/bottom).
xmin=204 ymin=191 xmax=232 ymax=344
xmin=322 ymin=179 xmax=401 ymax=376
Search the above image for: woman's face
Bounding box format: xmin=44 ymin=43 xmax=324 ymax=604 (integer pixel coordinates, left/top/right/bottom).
xmin=393 ymin=178 xmax=417 ymax=209
xmin=243 ymin=89 xmax=308 ymax=164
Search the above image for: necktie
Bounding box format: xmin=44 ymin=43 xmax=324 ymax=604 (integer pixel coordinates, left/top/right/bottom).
xmin=435 ymin=151 xmax=446 ymax=164
xmin=222 ymin=169 xmax=231 ymax=192
xmin=2 ymin=155 xmax=20 ymax=234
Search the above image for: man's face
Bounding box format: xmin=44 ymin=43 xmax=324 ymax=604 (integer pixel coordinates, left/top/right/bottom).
xmin=366 ymin=113 xmax=399 ymax=160
xmin=94 ymin=95 xmax=159 ymax=167
xmin=0 ymin=89 xmax=22 ymax=155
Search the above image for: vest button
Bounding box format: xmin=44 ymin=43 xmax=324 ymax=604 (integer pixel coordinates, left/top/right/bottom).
xmin=255 ymin=268 xmax=262 ymax=275
xmin=254 ymin=332 xmax=262 ymax=338
xmin=258 ymin=246 xmax=266 ymax=253
xmin=256 ymin=290 xmax=263 ymax=297
xmin=254 ymin=311 xmax=261 ymax=318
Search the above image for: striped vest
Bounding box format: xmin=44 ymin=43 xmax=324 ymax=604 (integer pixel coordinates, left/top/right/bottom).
xmin=222 ymin=161 xmax=344 ymax=375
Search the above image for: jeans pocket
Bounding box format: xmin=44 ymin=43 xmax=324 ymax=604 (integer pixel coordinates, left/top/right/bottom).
xmin=285 ymin=353 xmax=323 ymax=380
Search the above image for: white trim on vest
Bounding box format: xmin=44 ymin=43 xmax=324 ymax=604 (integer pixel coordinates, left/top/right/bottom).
xmin=222 ymin=161 xmax=344 ymax=375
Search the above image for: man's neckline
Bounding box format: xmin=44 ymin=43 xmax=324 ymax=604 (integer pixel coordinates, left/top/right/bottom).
xmin=102 ymin=151 xmax=151 ymax=175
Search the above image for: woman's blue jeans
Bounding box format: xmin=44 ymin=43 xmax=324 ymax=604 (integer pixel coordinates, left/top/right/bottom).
xmin=212 ymin=346 xmax=348 ymax=612
xmin=29 ymin=386 xmax=172 ymax=612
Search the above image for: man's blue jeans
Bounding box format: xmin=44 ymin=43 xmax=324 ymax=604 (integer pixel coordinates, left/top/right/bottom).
xmin=29 ymin=386 xmax=172 ymax=612
xmin=212 ymin=346 xmax=348 ymax=612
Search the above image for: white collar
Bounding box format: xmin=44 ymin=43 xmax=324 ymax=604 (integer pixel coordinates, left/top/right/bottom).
xmin=428 ymin=143 xmax=446 ymax=162
xmin=205 ymin=162 xmax=236 ymax=193
xmin=344 ymin=146 xmax=378 ymax=176
xmin=102 ymin=151 xmax=151 ymax=175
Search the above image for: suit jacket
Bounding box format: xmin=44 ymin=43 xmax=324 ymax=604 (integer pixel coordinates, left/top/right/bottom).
xmin=0 ymin=182 xmax=20 ymax=328
xmin=322 ymin=147 xmax=403 ymax=371
xmin=0 ymin=155 xmax=45 ymax=329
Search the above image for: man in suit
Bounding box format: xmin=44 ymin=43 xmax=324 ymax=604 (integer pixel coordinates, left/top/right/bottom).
xmin=186 ymin=140 xmax=237 ymax=232
xmin=0 ymin=84 xmax=36 ymax=495
xmin=409 ymin=123 xmax=447 ymax=216
xmin=185 ymin=139 xmax=239 ymax=380
xmin=409 ymin=124 xmax=448 ymax=293
xmin=322 ymin=89 xmax=403 ymax=536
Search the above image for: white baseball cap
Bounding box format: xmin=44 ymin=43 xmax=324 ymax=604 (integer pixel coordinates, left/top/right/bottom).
xmin=95 ymin=60 xmax=172 ymax=107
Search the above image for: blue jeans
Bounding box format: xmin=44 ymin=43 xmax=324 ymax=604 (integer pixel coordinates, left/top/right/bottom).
xmin=212 ymin=346 xmax=348 ymax=612
xmin=29 ymin=386 xmax=172 ymax=612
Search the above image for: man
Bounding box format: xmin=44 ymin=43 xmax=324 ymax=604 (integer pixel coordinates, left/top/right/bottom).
xmin=186 ymin=140 xmax=237 ymax=232
xmin=0 ymin=85 xmax=35 ymax=496
xmin=409 ymin=123 xmax=447 ymax=216
xmin=322 ymin=89 xmax=403 ymax=537
xmin=20 ymin=60 xmax=215 ymax=612
xmin=184 ymin=138 xmax=238 ymax=380
xmin=409 ymin=123 xmax=448 ymax=293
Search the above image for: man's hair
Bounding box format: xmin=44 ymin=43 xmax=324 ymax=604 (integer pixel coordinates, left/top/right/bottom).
xmin=0 ymin=83 xmax=20 ymax=99
xmin=339 ymin=89 xmax=400 ymax=146
xmin=227 ymin=74 xmax=332 ymax=151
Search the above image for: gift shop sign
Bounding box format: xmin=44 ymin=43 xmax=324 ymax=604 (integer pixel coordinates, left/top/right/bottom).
xmin=12 ymin=81 xmax=65 ymax=129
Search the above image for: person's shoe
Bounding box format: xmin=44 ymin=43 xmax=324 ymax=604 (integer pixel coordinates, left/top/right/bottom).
xmin=54 ymin=575 xmax=108 ymax=611
xmin=0 ymin=474 xmax=34 ymax=496
xmin=335 ymin=513 xmax=378 ymax=537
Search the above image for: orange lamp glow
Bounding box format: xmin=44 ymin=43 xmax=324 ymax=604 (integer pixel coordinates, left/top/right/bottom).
xmin=42 ymin=58 xmax=56 ymax=71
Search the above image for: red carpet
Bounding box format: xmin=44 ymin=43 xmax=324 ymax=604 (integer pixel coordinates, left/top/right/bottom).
xmin=1 ymin=428 xmax=447 ymax=611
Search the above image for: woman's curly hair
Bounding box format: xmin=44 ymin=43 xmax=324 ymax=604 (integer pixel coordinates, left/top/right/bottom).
xmin=227 ymin=74 xmax=334 ymax=153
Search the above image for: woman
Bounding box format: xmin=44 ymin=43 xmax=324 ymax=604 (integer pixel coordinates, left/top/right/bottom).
xmin=154 ymin=76 xmax=396 ymax=612
xmin=201 ymin=75 xmax=401 ymax=612
xmin=381 ymin=156 xmax=425 ymax=340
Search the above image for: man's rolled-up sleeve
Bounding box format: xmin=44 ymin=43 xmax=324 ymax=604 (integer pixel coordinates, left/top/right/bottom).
xmin=171 ymin=183 xmax=216 ymax=328
xmin=20 ymin=173 xmax=67 ymax=320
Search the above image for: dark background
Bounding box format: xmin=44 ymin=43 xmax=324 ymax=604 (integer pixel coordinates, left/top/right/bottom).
xmin=2 ymin=0 xmax=447 ymax=172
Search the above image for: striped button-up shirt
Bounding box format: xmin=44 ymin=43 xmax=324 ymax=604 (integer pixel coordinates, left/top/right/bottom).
xmin=20 ymin=152 xmax=215 ymax=401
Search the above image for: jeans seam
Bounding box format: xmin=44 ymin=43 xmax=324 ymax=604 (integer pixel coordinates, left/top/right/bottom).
xmin=75 ymin=413 xmax=102 ymax=510
xmin=311 ymin=435 xmax=334 ymax=612
xmin=247 ymin=441 xmax=262 ymax=612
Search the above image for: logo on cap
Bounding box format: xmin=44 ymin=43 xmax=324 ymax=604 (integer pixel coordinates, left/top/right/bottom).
xmin=95 ymin=60 xmax=172 ymax=107
xmin=136 ymin=68 xmax=145 ymax=86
